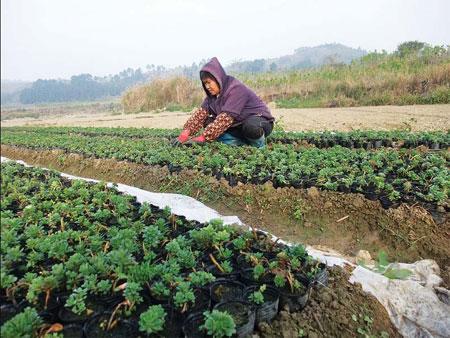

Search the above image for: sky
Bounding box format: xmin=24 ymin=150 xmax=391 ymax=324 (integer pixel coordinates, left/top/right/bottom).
xmin=2 ymin=0 xmax=449 ymax=81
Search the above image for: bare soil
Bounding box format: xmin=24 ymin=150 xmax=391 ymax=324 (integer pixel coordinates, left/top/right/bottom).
xmin=2 ymin=104 xmax=450 ymax=131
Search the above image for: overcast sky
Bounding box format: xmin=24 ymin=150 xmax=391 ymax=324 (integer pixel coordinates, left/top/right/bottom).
xmin=2 ymin=0 xmax=449 ymax=81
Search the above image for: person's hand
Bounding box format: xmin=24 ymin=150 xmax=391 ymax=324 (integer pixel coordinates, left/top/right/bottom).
xmin=184 ymin=134 xmax=206 ymax=145
xmin=171 ymin=129 xmax=190 ymax=146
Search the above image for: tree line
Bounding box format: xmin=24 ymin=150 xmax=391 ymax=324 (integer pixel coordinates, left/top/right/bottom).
xmin=12 ymin=41 xmax=448 ymax=105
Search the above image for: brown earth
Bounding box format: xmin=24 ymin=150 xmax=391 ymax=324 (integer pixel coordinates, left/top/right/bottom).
xmin=2 ymin=145 xmax=449 ymax=289
xmin=2 ymin=104 xmax=450 ymax=131
xmin=262 ymin=266 xmax=401 ymax=338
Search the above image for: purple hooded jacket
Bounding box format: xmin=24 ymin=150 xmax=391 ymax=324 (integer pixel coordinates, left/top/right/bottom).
xmin=200 ymin=57 xmax=274 ymax=124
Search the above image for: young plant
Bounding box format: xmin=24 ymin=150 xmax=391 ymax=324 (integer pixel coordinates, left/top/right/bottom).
xmin=248 ymin=284 xmax=266 ymax=305
xmin=151 ymin=281 xmax=171 ymax=299
xmin=123 ymin=281 xmax=143 ymax=309
xmin=201 ymin=310 xmax=236 ymax=338
xmin=188 ymin=271 xmax=216 ymax=287
xmin=173 ymin=281 xmax=195 ymax=312
xmin=274 ymin=274 xmax=286 ymax=288
xmin=253 ymin=264 xmax=265 ymax=280
xmin=370 ymin=251 xmax=413 ymax=280
xmin=0 ymin=307 xmax=43 ymax=338
xmin=139 ymin=304 xmax=167 ymax=335
xmin=65 ymin=287 xmax=87 ymax=315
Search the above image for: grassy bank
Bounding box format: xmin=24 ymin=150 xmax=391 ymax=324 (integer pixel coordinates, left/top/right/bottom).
xmin=122 ymin=44 xmax=450 ymax=113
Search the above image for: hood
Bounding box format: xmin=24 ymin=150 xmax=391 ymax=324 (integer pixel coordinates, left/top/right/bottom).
xmin=200 ymin=57 xmax=228 ymax=97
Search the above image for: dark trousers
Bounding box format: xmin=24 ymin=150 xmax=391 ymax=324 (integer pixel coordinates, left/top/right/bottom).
xmin=205 ymin=115 xmax=274 ymax=139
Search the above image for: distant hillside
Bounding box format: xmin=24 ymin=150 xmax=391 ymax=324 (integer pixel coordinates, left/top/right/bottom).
xmin=123 ymin=42 xmax=450 ymax=112
xmin=1 ymin=80 xmax=32 ymax=105
xmin=226 ymin=43 xmax=367 ymax=73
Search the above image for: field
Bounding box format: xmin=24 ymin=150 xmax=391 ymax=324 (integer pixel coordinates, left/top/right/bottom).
xmin=1 ymin=106 xmax=449 ymax=337
xmin=2 ymin=104 xmax=450 ymax=132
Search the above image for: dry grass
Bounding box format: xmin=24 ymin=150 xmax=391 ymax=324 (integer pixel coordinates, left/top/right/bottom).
xmin=122 ymin=52 xmax=450 ymax=112
xmin=122 ymin=77 xmax=203 ymax=113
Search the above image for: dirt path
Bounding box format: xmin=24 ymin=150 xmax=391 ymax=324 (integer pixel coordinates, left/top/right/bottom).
xmin=2 ymin=104 xmax=450 ymax=131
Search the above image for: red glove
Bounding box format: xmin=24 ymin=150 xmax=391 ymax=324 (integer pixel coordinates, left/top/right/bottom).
xmin=177 ymin=129 xmax=191 ymax=143
xmin=190 ymin=134 xmax=206 ymax=143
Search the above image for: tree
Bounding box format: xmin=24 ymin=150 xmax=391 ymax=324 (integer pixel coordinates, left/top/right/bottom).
xmin=396 ymin=41 xmax=426 ymax=58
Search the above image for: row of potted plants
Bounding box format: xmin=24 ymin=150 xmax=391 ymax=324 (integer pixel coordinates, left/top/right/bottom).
xmin=1 ymin=161 xmax=327 ymax=337
xmin=2 ymin=129 xmax=448 ymax=210
xmin=3 ymin=127 xmax=449 ymax=149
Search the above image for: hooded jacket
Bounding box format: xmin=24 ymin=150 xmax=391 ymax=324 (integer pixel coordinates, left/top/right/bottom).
xmin=200 ymin=57 xmax=274 ymax=123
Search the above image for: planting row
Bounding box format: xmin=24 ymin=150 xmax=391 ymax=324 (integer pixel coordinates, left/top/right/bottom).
xmin=270 ymin=129 xmax=450 ymax=150
xmin=2 ymin=129 xmax=449 ymax=210
xmin=1 ymin=161 xmax=326 ymax=338
xmin=3 ymin=126 xmax=449 ymax=149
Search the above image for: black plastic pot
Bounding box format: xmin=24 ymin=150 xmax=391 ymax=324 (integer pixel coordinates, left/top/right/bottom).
xmin=364 ymin=141 xmax=373 ymax=150
xmin=93 ymin=293 xmax=124 ymax=308
xmin=0 ymin=304 xmax=21 ymax=326
xmin=214 ymin=300 xmax=256 ymax=338
xmin=244 ymin=285 xmax=279 ymax=324
xmin=383 ymin=140 xmax=393 ymax=147
xmin=312 ymin=263 xmax=329 ymax=287
xmin=34 ymin=291 xmax=67 ymax=316
xmin=60 ymin=323 xmax=84 ymax=338
xmin=190 ymin=287 xmax=211 ymax=313
xmin=379 ymin=195 xmax=393 ymax=209
xmin=277 ymin=283 xmax=309 ymax=312
xmin=430 ymin=142 xmax=440 ymax=150
xmin=374 ymin=140 xmax=383 ymax=148
xmin=182 ymin=311 xmax=208 ymax=338
xmin=161 ymin=304 xmax=185 ymax=338
xmin=58 ymin=297 xmax=104 ymax=324
xmin=236 ymin=254 xmax=255 ymax=270
xmin=210 ymin=279 xmax=245 ymax=305
xmin=365 ymin=192 xmax=378 ymax=201
xmin=297 ymin=262 xmax=329 ymax=288
xmin=83 ymin=312 xmax=140 ymax=338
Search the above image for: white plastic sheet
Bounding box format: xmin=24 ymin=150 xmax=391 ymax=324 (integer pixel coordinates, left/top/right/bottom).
xmin=350 ymin=265 xmax=450 ymax=338
xmin=2 ymin=156 xmax=449 ymax=337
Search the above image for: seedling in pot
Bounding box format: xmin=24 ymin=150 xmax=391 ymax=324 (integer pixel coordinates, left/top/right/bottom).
xmin=274 ymin=274 xmax=286 ymax=289
xmin=231 ymin=237 xmax=248 ymax=251
xmin=65 ymin=287 xmax=88 ymax=315
xmin=150 ymin=281 xmax=171 ymax=300
xmin=123 ymin=281 xmax=143 ymax=311
xmin=173 ymin=281 xmax=195 ymax=313
xmin=188 ymin=271 xmax=216 ymax=287
xmin=239 ymin=252 xmax=264 ymax=268
xmin=190 ymin=221 xmax=232 ymax=250
xmin=208 ymin=253 xmax=234 ymax=276
xmin=201 ymin=310 xmax=236 ymax=338
xmin=253 ymin=264 xmax=265 ymax=281
xmin=138 ymin=202 xmax=153 ymax=223
xmin=248 ymin=284 xmax=266 ymax=305
xmin=139 ymin=304 xmax=167 ymax=335
xmin=0 ymin=307 xmax=43 ymax=338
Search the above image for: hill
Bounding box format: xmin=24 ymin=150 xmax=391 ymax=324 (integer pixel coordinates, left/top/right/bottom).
xmin=2 ymin=43 xmax=367 ymax=105
xmin=226 ymin=43 xmax=366 ymax=73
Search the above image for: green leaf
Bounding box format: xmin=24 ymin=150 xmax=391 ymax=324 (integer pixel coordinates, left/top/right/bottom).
xmin=383 ymin=267 xmax=413 ymax=280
